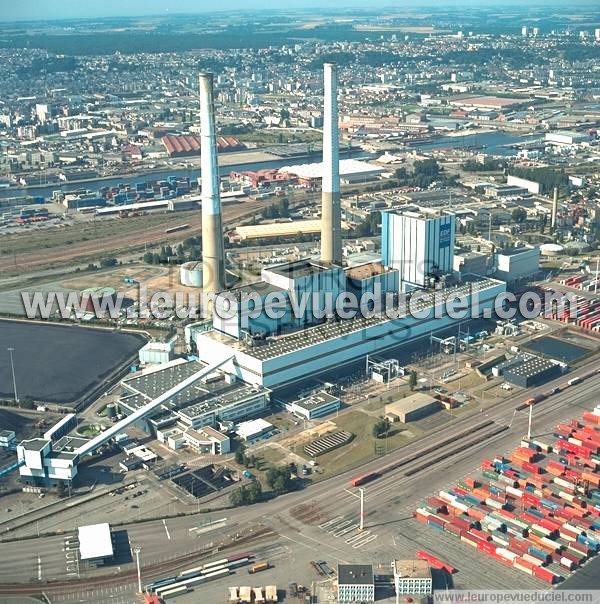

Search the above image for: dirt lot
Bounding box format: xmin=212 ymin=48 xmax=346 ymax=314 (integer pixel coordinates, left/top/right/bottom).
xmin=0 ymin=198 xmax=273 ymax=276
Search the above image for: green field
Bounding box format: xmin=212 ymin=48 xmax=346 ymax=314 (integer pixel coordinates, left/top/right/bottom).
xmin=295 ymin=410 xmax=419 ymax=481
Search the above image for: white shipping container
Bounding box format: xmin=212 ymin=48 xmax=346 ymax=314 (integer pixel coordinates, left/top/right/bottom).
xmin=559 ymin=490 xmax=575 ymax=502
xmin=532 ymin=523 xmax=552 ymax=537
xmin=564 ymin=523 xmax=584 ymax=535
xmin=496 ymin=548 xmax=518 ymax=561
xmin=485 ymin=498 xmax=504 ymax=510
xmin=438 ymin=491 xmax=456 ymax=503
xmin=553 ymin=476 xmax=576 ymax=490
xmin=560 ymin=557 xmax=575 ymax=570
xmin=522 ymin=553 xmax=544 ymax=567
xmin=506 ymin=486 xmax=523 ymax=498
xmin=452 ymin=501 xmax=470 ymax=512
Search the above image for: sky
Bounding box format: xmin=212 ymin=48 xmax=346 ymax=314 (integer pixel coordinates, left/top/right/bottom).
xmin=0 ymin=0 xmax=590 ymax=23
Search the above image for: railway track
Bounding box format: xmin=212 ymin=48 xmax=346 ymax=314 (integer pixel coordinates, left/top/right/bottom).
xmin=0 ymin=527 xmax=277 ymax=597
xmin=0 ymin=199 xmax=273 ymax=272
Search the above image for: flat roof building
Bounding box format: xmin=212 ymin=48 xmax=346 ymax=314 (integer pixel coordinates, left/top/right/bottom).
xmin=78 ymin=523 xmax=113 ymax=562
xmin=338 ymin=564 xmax=375 ymax=603
xmin=286 ymin=391 xmax=341 ymax=420
xmin=393 ymin=559 xmax=433 ymax=596
xmin=385 ymin=393 xmax=440 ymax=423
xmin=495 ymin=353 xmax=562 ymax=388
xmin=236 ymin=418 xmax=273 ymax=442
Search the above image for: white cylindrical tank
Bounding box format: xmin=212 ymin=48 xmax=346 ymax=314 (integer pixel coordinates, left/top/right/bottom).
xmin=180 ymin=261 xmax=203 ymax=287
xmin=540 ymin=243 xmax=564 ymax=257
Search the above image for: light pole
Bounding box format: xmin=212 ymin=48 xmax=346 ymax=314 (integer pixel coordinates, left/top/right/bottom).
xmin=7 ymin=348 xmax=18 ymax=403
xmin=133 ymin=546 xmax=142 ymax=593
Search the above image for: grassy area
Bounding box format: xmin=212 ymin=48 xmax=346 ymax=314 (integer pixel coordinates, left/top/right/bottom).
xmin=296 ymin=410 xmax=415 ymax=482
xmin=362 ymin=384 xmax=413 ymax=413
xmin=77 ymin=425 xmax=102 ymax=438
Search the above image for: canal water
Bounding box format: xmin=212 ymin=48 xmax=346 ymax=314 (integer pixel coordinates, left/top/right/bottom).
xmin=0 ymin=131 xmax=539 ymax=201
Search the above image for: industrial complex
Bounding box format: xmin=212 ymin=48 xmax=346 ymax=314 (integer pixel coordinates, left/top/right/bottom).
xmin=2 ymin=5 xmax=600 ymax=603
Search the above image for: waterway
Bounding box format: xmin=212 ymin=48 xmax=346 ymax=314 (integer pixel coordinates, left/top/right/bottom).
xmin=410 ymin=130 xmax=541 ymax=156
xmin=0 ymin=130 xmax=538 ymax=201
xmin=0 ymin=148 xmax=367 ymax=201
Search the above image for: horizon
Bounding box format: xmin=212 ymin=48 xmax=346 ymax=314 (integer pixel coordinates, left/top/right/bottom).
xmin=1 ymin=0 xmax=598 ymax=24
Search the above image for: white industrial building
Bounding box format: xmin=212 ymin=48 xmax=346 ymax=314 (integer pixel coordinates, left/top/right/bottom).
xmin=195 ymin=277 xmax=505 ymax=389
xmin=545 ymin=131 xmax=589 ymax=146
xmin=279 ymin=158 xmax=385 ymax=184
xmin=495 ymin=246 xmax=540 ymax=283
xmin=118 ymin=359 xmax=271 ymax=434
xmin=285 ymin=391 xmax=341 ymax=420
xmin=506 ymin=175 xmax=540 ymax=195
xmin=0 ymin=430 xmax=16 ymax=449
xmin=381 ymin=210 xmax=455 ymax=291
xmin=138 ymin=341 xmax=175 ymax=365
xmin=236 ymin=418 xmax=274 ymax=442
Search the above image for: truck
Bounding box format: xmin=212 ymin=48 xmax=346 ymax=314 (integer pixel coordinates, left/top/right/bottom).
xmin=229 ymin=587 xmax=240 ymax=603
xmin=265 ymin=585 xmax=278 ymax=603
xmin=248 ymin=561 xmax=270 ymax=574
xmin=239 ymin=586 xmax=252 ymax=604
xmin=253 ymin=587 xmax=265 ymax=603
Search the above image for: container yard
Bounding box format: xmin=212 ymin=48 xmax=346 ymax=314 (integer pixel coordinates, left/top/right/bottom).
xmin=414 ymin=405 xmax=600 ymax=585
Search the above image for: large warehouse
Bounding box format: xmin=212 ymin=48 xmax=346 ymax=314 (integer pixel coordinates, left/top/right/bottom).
xmin=278 ymin=159 xmax=385 ymax=187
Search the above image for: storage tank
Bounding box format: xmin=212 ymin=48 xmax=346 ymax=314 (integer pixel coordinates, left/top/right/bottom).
xmin=180 ymin=261 xmax=203 ymax=287
xmin=540 ymin=243 xmax=564 ymax=257
xmin=106 ymin=403 xmax=117 ymax=419
xmin=80 ymin=286 xmax=117 ymax=313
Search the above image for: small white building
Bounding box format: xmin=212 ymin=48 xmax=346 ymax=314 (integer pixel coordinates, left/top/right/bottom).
xmin=138 ymin=341 xmax=175 ymax=365
xmin=78 ymin=523 xmax=113 ymax=562
xmin=236 ymin=418 xmax=273 ymax=442
xmin=286 ymin=391 xmax=341 ymax=420
xmin=393 ymin=559 xmax=433 ymax=597
xmin=183 ymin=426 xmax=231 ymax=454
xmin=0 ymin=430 xmax=16 ymax=449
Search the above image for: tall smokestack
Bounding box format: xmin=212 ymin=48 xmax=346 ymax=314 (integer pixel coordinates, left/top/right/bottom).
xmin=199 ymin=73 xmax=226 ymax=312
xmin=551 ymin=186 xmax=558 ymax=229
xmin=321 ymin=62 xmax=342 ymax=265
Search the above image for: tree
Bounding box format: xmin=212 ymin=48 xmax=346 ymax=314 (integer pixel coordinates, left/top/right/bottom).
xmin=372 ymin=417 xmax=391 ymax=439
xmin=99 ymin=257 xmax=118 ymax=268
xmin=409 ymin=370 xmax=418 ymax=391
xmin=265 ymin=466 xmax=294 ymax=493
xmin=512 ymin=208 xmax=527 ymax=223
xmin=234 ymin=444 xmax=246 ymax=465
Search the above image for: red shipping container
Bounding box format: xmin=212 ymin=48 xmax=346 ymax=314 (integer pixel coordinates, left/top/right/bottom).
xmin=533 ymin=566 xmax=558 ymax=584
xmin=469 ymin=528 xmax=491 ymax=541
xmin=582 ymin=412 xmax=600 ymax=425
xmin=523 ymin=493 xmax=541 ymax=507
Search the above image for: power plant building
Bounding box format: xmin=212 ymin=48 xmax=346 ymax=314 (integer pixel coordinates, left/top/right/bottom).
xmin=381 ymin=210 xmax=455 ymax=291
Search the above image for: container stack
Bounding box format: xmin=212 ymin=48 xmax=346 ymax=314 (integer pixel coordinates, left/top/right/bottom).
xmin=414 ymin=407 xmax=600 ymax=585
